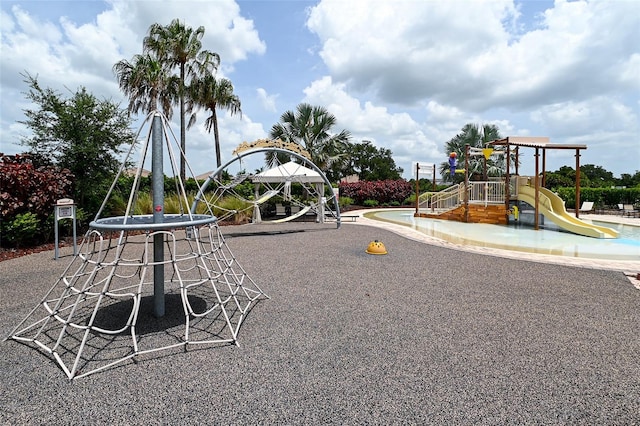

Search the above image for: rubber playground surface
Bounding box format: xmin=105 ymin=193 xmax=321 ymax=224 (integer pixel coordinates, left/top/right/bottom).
xmin=1 ymin=218 xmax=639 ymax=424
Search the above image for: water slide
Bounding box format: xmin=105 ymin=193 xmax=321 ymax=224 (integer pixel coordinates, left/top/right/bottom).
xmin=517 ymin=186 xmax=619 ymax=239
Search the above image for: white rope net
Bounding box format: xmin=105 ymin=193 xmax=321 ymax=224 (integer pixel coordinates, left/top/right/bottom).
xmin=8 ymin=223 xmax=266 ymax=379
xmin=7 ymin=112 xmax=268 ymax=379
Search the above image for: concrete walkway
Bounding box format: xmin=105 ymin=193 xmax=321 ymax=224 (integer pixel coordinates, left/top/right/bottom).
xmin=349 ymin=209 xmax=640 ymax=287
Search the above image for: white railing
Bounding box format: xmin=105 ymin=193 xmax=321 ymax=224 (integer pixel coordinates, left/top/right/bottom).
xmin=417 ymin=191 xmax=437 ymax=210
xmin=429 ymin=184 xmax=464 ymax=210
xmin=468 ymin=181 xmax=505 ymax=205
xmin=418 ymin=180 xmax=507 ymax=214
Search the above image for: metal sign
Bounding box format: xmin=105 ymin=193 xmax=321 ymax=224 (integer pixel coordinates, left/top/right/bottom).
xmin=56 ymin=198 xmax=75 ymax=220
xmin=54 ymin=199 xmax=77 ymax=259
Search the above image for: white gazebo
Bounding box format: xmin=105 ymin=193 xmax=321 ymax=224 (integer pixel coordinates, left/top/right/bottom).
xmin=251 ymin=161 xmax=327 ymax=223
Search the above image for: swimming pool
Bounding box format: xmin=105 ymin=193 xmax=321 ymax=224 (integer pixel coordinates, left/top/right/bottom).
xmin=365 ymin=209 xmax=640 ymax=261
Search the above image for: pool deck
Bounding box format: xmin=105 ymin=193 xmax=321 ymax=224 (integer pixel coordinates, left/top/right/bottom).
xmin=348 ymin=209 xmax=640 ymax=288
xmin=1 ymin=213 xmax=639 ymax=423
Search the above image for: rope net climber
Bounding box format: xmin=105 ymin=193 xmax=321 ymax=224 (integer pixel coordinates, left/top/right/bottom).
xmin=6 ymin=112 xmax=268 ymax=379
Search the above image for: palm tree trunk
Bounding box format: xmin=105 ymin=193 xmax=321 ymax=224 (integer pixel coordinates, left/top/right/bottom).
xmin=212 ymin=108 xmax=221 ymax=169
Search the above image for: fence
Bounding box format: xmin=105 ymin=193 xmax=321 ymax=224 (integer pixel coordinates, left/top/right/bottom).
xmin=418 ymin=180 xmax=507 ymax=212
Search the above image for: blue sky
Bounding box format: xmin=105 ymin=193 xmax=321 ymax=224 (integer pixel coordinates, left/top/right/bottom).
xmin=1 ymin=0 xmax=638 ymax=179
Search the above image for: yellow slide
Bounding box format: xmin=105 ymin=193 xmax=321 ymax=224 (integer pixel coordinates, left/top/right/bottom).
xmin=517 ymin=186 xmax=619 ymax=239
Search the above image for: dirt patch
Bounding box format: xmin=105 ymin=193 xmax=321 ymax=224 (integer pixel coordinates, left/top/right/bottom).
xmin=0 ymin=243 xmax=57 ymax=262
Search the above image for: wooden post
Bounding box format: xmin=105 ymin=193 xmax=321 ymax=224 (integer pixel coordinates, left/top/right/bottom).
xmin=542 ymin=148 xmax=547 ymax=188
xmin=483 ymin=155 xmax=487 ymax=181
xmin=464 ymin=144 xmax=469 ymax=222
xmin=575 ymin=148 xmax=581 ymax=219
xmin=505 ymin=140 xmax=511 ymax=215
xmin=432 ymin=163 xmax=436 ymax=191
xmin=415 ymin=163 xmax=420 ymax=215
xmin=534 ymin=147 xmax=540 ymax=230
xmin=432 ymin=164 xmax=436 ymax=212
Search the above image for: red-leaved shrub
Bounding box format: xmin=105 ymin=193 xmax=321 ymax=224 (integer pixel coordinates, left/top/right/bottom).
xmin=339 ymin=179 xmax=412 ymax=205
xmin=0 ymin=153 xmax=74 ymax=218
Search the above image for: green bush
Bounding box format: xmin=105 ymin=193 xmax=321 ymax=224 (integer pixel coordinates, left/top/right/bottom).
xmin=555 ymin=187 xmax=640 ymax=209
xmin=215 ymin=196 xmax=252 ymax=223
xmin=59 ymin=207 xmax=88 ymax=234
xmin=404 ymin=194 xmax=416 ymax=205
xmin=363 ymin=199 xmax=379 ymax=207
xmin=339 ymin=196 xmax=354 ymax=208
xmin=3 ymin=212 xmax=40 ymax=248
xmin=133 ymin=192 xmax=153 ymax=215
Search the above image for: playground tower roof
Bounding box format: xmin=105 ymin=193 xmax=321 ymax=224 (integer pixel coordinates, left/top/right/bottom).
xmin=490 ymin=136 xmax=587 ymax=150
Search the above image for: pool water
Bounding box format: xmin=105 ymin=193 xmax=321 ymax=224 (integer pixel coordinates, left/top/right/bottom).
xmin=366 ymin=209 xmax=640 ymax=261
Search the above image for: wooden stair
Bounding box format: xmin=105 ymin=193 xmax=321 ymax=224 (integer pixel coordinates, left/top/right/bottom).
xmin=416 ymin=204 xmax=508 ymax=225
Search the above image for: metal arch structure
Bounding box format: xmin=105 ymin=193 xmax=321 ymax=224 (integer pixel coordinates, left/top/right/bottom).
xmin=191 ymin=146 xmax=342 ymax=228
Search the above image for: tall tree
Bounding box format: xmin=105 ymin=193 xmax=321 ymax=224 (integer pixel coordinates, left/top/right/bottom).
xmin=144 ymin=19 xmax=220 ymax=180
xmin=19 ymin=73 xmax=134 ymax=215
xmin=269 ymin=103 xmax=351 ymax=173
xmin=112 ymin=52 xmax=176 ymax=118
xmin=440 ymin=123 xmax=503 ymax=182
xmin=338 ymin=140 xmax=403 ymax=182
xmin=187 ymin=75 xmax=241 ymax=170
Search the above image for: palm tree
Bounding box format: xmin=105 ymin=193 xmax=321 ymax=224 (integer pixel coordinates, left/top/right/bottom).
xmin=269 ymin=103 xmax=351 ymax=172
xmin=440 ymin=123 xmax=502 ymax=182
xmin=187 ymin=75 xmax=241 ymax=170
xmin=144 ymin=19 xmax=220 ymax=180
xmin=113 ymin=53 xmax=175 ymax=117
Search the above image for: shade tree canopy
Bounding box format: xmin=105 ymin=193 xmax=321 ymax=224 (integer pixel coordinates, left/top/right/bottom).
xmin=18 ymin=73 xmax=134 ymax=215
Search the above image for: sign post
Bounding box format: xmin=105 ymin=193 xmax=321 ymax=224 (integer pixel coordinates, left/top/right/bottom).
xmin=54 ymin=198 xmax=77 ymax=260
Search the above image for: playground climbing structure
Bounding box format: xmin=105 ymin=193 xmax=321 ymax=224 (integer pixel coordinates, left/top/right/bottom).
xmin=6 ymin=112 xmax=268 ymax=379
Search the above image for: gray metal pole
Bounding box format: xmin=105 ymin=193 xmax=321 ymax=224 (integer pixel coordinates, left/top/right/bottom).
xmin=152 ymin=113 xmax=165 ymax=317
xmin=72 ymin=206 xmax=77 ymax=256
xmin=54 ymin=207 xmax=59 ymax=260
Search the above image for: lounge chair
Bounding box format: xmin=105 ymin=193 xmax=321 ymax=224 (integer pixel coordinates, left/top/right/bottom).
xmin=578 ymin=201 xmax=594 ymax=213
xmin=621 ymin=204 xmax=637 ymax=217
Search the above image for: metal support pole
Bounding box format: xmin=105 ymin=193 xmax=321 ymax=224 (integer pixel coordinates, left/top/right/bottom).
xmin=152 ymin=113 xmax=165 ymax=318
xmin=72 ymin=213 xmax=77 ymax=256
xmin=54 ymin=207 xmax=59 ymax=260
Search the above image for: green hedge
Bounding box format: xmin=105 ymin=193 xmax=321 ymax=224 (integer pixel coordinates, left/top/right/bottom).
xmin=555 ymin=187 xmax=640 ymax=209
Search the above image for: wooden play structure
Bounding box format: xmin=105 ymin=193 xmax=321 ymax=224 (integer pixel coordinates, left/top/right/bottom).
xmin=415 ymin=136 xmax=619 ymax=239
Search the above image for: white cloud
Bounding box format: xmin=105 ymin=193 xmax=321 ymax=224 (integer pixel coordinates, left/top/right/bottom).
xmin=307 ymin=0 xmax=639 ymax=111
xmin=256 ymin=88 xmax=278 ymax=113
xmin=1 ymin=0 xmax=638 ymax=179
xmin=532 ymin=97 xmax=638 ymax=137
xmin=0 ymin=0 xmax=268 ymax=176
xmin=304 ymin=0 xmax=640 ymax=176
xmin=303 ymin=76 xmax=441 ymax=174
